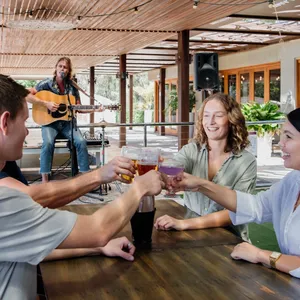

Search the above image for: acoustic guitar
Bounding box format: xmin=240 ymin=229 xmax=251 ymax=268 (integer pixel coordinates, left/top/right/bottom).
xmin=32 ymin=90 xmax=120 ymax=126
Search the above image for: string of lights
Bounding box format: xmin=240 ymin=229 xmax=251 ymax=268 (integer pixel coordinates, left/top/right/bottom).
xmin=1 ymin=0 xmax=152 ymax=20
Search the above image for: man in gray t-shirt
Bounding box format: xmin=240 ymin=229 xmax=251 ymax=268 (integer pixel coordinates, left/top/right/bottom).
xmin=0 ymin=75 xmax=164 ymax=299
xmin=0 ymin=187 xmax=77 ymax=300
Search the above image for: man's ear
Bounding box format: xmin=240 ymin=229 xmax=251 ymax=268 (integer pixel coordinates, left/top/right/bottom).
xmin=0 ymin=111 xmax=11 ymax=136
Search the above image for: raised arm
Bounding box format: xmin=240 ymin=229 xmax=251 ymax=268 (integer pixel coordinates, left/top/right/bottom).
xmin=172 ymin=172 xmax=238 ymax=212
xmin=58 ymin=170 xmax=164 ymax=249
xmin=0 ymin=156 xmax=136 ymax=208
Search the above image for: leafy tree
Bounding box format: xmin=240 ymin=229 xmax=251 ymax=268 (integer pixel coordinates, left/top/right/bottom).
xmin=16 ymin=80 xmax=38 ymax=88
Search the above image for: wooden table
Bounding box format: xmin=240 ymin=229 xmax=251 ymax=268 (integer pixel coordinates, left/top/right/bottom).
xmin=40 ymin=200 xmax=300 ymax=300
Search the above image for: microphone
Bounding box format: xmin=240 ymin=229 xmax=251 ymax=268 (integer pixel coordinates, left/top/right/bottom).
xmin=60 ymin=71 xmax=65 ymax=79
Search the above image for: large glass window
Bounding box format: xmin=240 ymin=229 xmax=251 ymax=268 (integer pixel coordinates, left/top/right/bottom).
xmin=240 ymin=73 xmax=249 ymax=103
xmin=269 ymin=69 xmax=280 ymax=103
xmin=228 ymin=74 xmax=236 ymax=100
xmin=254 ymin=71 xmax=264 ymax=103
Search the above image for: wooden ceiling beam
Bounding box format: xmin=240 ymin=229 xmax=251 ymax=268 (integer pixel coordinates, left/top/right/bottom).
xmin=0 ymin=52 xmax=115 ymax=57
xmin=192 ymin=27 xmax=300 ymax=36
xmin=103 ymin=62 xmax=174 ymax=65
xmin=145 ymin=46 xmax=238 ymax=52
xmin=164 ymin=38 xmax=269 ymax=46
xmin=229 ymin=14 xmax=300 ymax=22
xmin=128 ymin=53 xmax=175 ymax=57
xmin=74 ymin=27 xmax=178 ymax=33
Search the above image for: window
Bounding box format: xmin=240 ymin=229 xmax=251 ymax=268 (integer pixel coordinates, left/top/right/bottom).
xmin=228 ymin=74 xmax=236 ymax=100
xmin=269 ymin=69 xmax=280 ymax=103
xmin=254 ymin=71 xmax=264 ymax=103
xmin=240 ymin=73 xmax=249 ymax=103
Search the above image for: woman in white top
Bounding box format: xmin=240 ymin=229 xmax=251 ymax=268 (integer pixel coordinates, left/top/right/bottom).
xmin=169 ymin=107 xmax=300 ymax=278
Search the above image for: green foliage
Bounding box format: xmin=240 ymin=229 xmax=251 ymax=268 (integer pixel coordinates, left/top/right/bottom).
xmin=16 ymin=80 xmax=38 ymax=88
xmin=241 ymin=102 xmax=285 ymax=136
xmin=166 ymin=87 xmax=196 ymax=114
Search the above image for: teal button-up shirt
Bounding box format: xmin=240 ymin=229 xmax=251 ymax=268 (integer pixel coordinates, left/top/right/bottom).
xmin=175 ymin=142 xmax=257 ymax=241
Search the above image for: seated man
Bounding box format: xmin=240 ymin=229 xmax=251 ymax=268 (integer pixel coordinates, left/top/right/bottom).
xmin=0 ymin=74 xmax=165 ymax=299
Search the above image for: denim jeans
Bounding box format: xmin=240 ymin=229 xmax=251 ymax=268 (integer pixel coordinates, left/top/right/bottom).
xmin=40 ymin=120 xmax=90 ymax=174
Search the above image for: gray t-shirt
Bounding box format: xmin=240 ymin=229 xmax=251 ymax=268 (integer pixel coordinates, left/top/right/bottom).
xmin=0 ymin=187 xmax=77 ymax=300
xmin=176 ymin=142 xmax=257 ymax=241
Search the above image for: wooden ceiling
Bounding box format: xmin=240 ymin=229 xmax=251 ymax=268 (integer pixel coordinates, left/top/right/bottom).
xmin=0 ymin=0 xmax=265 ymax=76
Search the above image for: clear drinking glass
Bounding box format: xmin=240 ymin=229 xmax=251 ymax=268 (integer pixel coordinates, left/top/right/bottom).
xmin=121 ymin=146 xmax=141 ymax=183
xmin=136 ymin=147 xmax=160 ymax=176
xmin=159 ymin=156 xmax=184 ymax=196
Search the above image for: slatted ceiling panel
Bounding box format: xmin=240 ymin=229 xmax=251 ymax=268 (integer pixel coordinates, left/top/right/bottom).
xmin=0 ymin=0 xmax=262 ymax=75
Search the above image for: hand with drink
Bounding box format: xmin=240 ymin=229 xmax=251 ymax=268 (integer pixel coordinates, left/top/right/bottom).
xmin=158 ymin=154 xmax=184 ymax=197
xmin=96 ymin=156 xmax=136 ymax=184
xmin=120 ymin=146 xmax=140 ymax=183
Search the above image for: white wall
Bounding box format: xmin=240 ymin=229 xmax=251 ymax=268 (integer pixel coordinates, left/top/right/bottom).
xmin=148 ymin=38 xmax=300 ymax=111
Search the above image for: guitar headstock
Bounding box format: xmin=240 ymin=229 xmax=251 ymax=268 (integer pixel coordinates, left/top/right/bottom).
xmin=105 ymin=104 xmax=121 ymax=111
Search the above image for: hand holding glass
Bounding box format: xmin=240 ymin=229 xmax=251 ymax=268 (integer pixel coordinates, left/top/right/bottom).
xmin=121 ymin=146 xmax=140 ymax=183
xmin=159 ymin=158 xmax=184 ymax=196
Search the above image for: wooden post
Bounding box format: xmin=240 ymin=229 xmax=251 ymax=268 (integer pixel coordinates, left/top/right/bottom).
xmin=119 ymin=54 xmax=126 ymax=147
xmin=159 ymin=68 xmax=166 ymax=136
xmin=89 ymin=66 xmax=95 ymax=135
xmin=177 ymin=30 xmax=190 ymax=149
xmin=154 ymin=80 xmax=159 ymax=132
xmin=129 ymin=74 xmax=133 ymax=129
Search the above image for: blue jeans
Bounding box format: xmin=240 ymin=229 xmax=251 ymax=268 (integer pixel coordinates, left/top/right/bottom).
xmin=40 ymin=120 xmax=90 ymax=174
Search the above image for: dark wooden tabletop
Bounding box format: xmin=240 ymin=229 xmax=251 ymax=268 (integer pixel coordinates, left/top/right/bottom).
xmin=40 ymin=200 xmax=300 ymax=300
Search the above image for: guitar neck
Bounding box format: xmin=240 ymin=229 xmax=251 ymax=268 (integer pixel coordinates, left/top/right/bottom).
xmin=70 ymin=105 xmax=103 ymax=110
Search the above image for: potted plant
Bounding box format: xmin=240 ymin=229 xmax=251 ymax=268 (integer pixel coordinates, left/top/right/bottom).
xmin=241 ymin=102 xmax=285 ymax=165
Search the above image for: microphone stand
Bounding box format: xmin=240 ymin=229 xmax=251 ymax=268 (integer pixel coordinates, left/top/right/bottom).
xmin=65 ymin=77 xmax=79 ymax=177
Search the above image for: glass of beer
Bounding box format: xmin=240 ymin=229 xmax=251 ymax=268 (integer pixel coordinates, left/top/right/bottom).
xmin=136 ymin=147 xmax=160 ymax=176
xmin=121 ymin=146 xmax=140 ymax=183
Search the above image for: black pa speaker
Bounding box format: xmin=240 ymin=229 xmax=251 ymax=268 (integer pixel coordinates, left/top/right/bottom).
xmin=194 ymin=53 xmax=219 ymax=91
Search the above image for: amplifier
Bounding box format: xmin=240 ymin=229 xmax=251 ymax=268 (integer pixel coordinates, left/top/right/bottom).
xmin=83 ymin=131 xmax=109 ymax=146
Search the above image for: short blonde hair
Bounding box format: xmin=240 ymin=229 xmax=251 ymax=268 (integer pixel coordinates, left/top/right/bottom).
xmin=194 ymin=93 xmax=249 ymax=154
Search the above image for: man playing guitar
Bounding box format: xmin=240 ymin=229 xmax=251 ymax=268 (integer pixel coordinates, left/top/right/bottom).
xmin=26 ymin=56 xmax=103 ymax=183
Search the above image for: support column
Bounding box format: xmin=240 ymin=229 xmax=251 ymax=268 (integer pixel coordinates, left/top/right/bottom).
xmin=129 ymin=74 xmax=133 ymax=129
xmin=177 ymin=30 xmax=190 ymax=149
xmin=154 ymin=80 xmax=159 ymax=132
xmin=159 ymin=68 xmax=166 ymax=136
xmin=119 ymin=54 xmax=127 ymax=147
xmin=89 ymin=66 xmax=95 ymax=135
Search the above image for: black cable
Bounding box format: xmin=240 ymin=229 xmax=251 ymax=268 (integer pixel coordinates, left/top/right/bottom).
xmin=2 ymin=0 xmax=153 ymax=19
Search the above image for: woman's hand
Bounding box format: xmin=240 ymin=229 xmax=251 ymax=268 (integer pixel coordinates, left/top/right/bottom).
xmin=170 ymin=172 xmax=201 ymax=192
xmin=100 ymin=237 xmax=135 ymax=261
xmin=154 ymin=214 xmax=186 ymax=231
xmin=231 ymin=242 xmax=261 ymax=264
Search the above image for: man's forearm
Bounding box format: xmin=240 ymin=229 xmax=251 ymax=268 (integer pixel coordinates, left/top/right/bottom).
xmin=26 ymin=93 xmax=46 ymax=106
xmin=44 ymin=247 xmax=101 ymax=261
xmin=183 ymin=210 xmax=232 ymax=230
xmin=58 ymin=182 xmax=145 ymax=249
xmin=29 ymin=171 xmax=100 ymax=208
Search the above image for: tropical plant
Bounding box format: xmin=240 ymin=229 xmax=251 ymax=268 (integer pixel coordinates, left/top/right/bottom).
xmin=166 ymin=87 xmax=196 ymax=114
xmin=241 ymin=102 xmax=285 ymax=137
